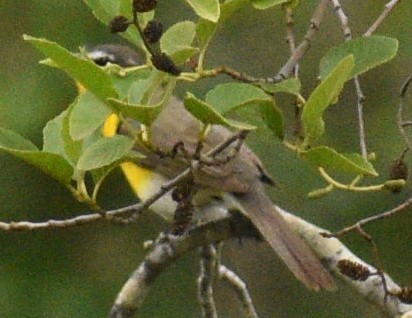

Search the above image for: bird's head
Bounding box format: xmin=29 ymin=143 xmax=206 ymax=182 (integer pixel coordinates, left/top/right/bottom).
xmin=86 ymin=44 xmax=142 ymax=67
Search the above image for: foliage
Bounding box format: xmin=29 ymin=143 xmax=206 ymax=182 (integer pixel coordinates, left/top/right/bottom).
xmin=0 ymin=0 xmax=409 ymax=317
xmin=2 ymin=12 xmax=398 ymax=202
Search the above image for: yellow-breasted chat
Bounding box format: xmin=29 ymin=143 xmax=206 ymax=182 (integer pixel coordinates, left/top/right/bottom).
xmin=80 ymin=44 xmax=334 ymax=291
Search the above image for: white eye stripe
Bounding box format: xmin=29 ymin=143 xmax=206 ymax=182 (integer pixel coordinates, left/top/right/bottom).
xmin=86 ymin=45 xmax=142 ymax=67
xmin=87 ymin=50 xmax=116 ymax=62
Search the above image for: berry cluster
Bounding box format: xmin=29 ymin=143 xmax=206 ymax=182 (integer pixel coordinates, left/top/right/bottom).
xmin=109 ymin=0 xmax=181 ymax=76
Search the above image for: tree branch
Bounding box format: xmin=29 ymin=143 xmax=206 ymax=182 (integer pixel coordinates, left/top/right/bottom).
xmin=109 ymin=200 xmax=412 ymax=318
xmin=275 ymin=0 xmax=330 ymax=81
xmin=364 ymin=0 xmax=403 ymax=36
xmin=278 ymin=206 xmax=412 ymax=317
xmin=108 ymin=213 xmax=256 ymax=318
xmin=219 ymin=265 xmax=259 ymax=318
xmin=198 ymin=245 xmax=219 ymax=318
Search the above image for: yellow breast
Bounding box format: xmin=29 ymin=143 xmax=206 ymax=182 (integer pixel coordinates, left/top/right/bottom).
xmin=102 ymin=113 xmax=157 ymax=198
xmin=102 ymin=113 xmax=176 ymax=221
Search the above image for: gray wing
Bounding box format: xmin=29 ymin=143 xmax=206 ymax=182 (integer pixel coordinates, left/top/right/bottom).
xmin=124 ymin=95 xmax=273 ymax=193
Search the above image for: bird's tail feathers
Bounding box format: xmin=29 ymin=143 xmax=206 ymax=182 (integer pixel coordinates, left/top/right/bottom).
xmin=235 ymin=191 xmax=335 ymax=291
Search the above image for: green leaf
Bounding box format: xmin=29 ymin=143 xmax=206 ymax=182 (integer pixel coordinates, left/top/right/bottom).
xmin=207 ymin=83 xmax=266 ymax=105
xmin=111 ymin=67 xmax=152 ymax=99
xmin=62 ymin=105 xmax=84 ymax=165
xmin=24 ymin=35 xmax=118 ymax=101
xmin=259 ymin=78 xmax=301 ymax=96
xmin=140 ymin=12 xmax=155 ymax=27
xmin=184 ymin=0 xmax=220 ymax=22
xmin=77 ymin=135 xmax=135 ymax=171
xmin=169 ymin=47 xmax=199 ymax=65
xmin=251 ymin=0 xmax=290 ymax=10
xmin=302 ymin=55 xmax=354 ymax=144
xmin=107 ymin=99 xmax=162 ymax=126
xmin=206 ymin=83 xmax=270 ymax=113
xmin=196 ymin=0 xmax=248 ymax=51
xmin=90 ymin=150 xmax=145 ymax=190
xmin=196 ymin=22 xmax=215 ymax=53
xmin=0 ymin=127 xmax=38 ymax=151
xmin=184 ymin=93 xmax=255 ymax=130
xmin=256 ymin=100 xmax=283 ymax=139
xmin=107 ymin=76 xmax=175 ymax=126
xmin=129 ymin=69 xmax=168 ymax=106
xmin=43 ymin=104 xmax=83 ymax=166
xmin=128 ymin=79 xmax=149 ymax=105
xmin=43 ymin=110 xmax=68 ymax=156
xmin=161 ymin=21 xmax=198 ymax=64
xmin=82 ymin=0 xmax=143 ymax=48
xmin=303 ymin=146 xmax=378 ymax=176
xmin=0 ymin=127 xmax=74 ymax=184
xmin=206 ymin=83 xmax=283 ymax=138
xmin=13 ymin=152 xmax=74 ymax=184
xmin=161 ymin=21 xmax=196 ymax=53
xmin=90 ymin=161 xmax=122 ymax=187
xmin=225 ymin=100 xmax=284 ymax=139
xmin=319 ymin=36 xmax=398 ymax=79
xmin=70 ymin=92 xmax=111 ymax=140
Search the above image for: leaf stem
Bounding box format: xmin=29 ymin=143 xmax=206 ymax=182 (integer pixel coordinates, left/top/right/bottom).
xmin=318 ymin=168 xmax=384 ymax=192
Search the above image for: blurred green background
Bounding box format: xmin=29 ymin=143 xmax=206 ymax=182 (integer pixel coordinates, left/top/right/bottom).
xmin=1 ymin=0 xmax=412 ymax=317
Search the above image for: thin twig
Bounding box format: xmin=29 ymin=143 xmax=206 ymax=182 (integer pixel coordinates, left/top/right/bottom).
xmin=118 ymin=129 xmax=249 ymax=223
xmin=0 ymin=130 xmax=249 ymax=231
xmin=213 ymin=66 xmax=268 ymax=84
xmin=198 ymin=245 xmax=218 ymax=318
xmin=0 ymin=213 xmax=107 ymax=231
xmin=331 ymin=0 xmax=403 ymax=157
xmin=187 ymin=0 xmax=329 ymax=85
xmin=360 ymin=0 xmax=402 ymax=156
xmin=284 ymin=5 xmax=303 ymax=139
xmin=354 ymin=225 xmax=390 ymax=302
xmin=330 ymin=0 xmax=368 ymax=157
xmin=132 ymin=6 xmax=158 ymax=57
xmin=364 ymin=0 xmax=403 ymax=36
xmin=400 ymin=74 xmax=412 ymax=98
xmin=275 ymin=0 xmax=330 ymax=81
xmin=323 ymin=197 xmax=412 ymax=238
xmin=354 ymin=78 xmax=368 ymax=157
xmin=182 ymin=0 xmax=330 ymax=86
xmin=284 ymin=6 xmax=299 ymax=77
xmin=219 ymin=265 xmax=259 ymax=318
xmin=182 ymin=0 xmax=329 ymax=85
xmin=200 ymin=130 xmax=248 ymax=166
xmin=398 ymin=75 xmax=412 ymax=150
xmin=330 ymin=0 xmax=352 ymax=40
xmin=402 ymin=121 xmax=412 ymax=127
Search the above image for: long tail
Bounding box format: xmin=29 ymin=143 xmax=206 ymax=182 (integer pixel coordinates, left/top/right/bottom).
xmin=235 ymin=191 xmax=335 ymax=291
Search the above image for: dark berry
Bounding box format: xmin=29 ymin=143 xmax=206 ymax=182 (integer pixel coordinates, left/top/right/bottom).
xmin=151 ymin=53 xmax=181 ymax=76
xmin=133 ymin=0 xmax=157 ymax=13
xmin=143 ymin=19 xmax=163 ymax=43
xmin=390 ymin=158 xmax=408 ymax=181
xmin=109 ymin=16 xmax=131 ymax=33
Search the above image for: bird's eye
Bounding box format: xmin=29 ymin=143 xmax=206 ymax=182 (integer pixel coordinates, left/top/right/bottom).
xmin=93 ymin=56 xmax=110 ymax=66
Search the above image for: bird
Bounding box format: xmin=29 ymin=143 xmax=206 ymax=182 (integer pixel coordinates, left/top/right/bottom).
xmin=85 ymin=44 xmax=335 ymax=291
